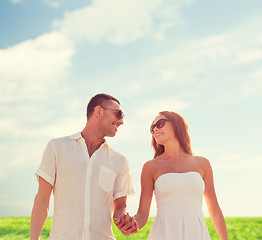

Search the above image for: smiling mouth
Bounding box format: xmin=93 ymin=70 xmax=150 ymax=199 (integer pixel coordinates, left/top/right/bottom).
xmin=154 ymin=133 xmax=162 ymax=138
xmin=113 ymin=122 xmax=120 ymax=129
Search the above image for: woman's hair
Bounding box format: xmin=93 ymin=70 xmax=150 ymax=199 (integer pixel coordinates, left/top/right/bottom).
xmin=152 ymin=111 xmax=193 ymax=158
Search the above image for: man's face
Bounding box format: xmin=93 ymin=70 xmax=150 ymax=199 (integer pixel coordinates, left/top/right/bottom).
xmin=99 ymin=100 xmax=124 ymax=137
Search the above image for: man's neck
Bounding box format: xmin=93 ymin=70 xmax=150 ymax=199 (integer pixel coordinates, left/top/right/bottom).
xmin=81 ymin=128 xmax=105 ymax=157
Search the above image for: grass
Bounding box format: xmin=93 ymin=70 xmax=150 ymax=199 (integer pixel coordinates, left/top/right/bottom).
xmin=0 ymin=217 xmax=261 ymax=239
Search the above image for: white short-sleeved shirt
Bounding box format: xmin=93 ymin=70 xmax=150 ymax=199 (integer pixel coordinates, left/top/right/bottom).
xmin=36 ymin=132 xmax=134 ymax=240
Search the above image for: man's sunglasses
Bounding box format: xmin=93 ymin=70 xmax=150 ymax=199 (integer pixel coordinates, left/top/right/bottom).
xmin=150 ymin=119 xmax=169 ymax=134
xmin=101 ymin=107 xmax=125 ymax=120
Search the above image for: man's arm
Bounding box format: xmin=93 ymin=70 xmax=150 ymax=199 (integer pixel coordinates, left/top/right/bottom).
xmin=114 ymin=161 xmax=154 ymax=235
xmin=113 ymin=197 xmax=138 ymax=236
xmin=30 ymin=177 xmax=53 ymax=240
xmin=113 ymin=196 xmax=127 ymax=220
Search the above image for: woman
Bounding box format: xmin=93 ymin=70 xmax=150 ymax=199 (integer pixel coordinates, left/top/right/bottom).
xmin=124 ymin=111 xmax=228 ymax=239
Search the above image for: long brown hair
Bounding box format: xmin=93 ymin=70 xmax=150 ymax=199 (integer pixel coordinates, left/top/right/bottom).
xmin=152 ymin=111 xmax=193 ymax=158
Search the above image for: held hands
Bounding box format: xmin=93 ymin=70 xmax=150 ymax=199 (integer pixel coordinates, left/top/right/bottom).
xmin=114 ymin=213 xmax=139 ymax=236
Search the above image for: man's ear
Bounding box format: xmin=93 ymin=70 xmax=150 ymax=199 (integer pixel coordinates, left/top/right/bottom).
xmin=94 ymin=106 xmax=103 ymax=119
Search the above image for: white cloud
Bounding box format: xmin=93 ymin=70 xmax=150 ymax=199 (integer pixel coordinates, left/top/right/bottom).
xmin=0 ymin=113 xmax=86 ymax=173
xmin=10 ymin=0 xmax=22 ymax=4
xmin=53 ymin=0 xmax=198 ymax=44
xmin=153 ymin=32 xmax=165 ymax=41
xmin=233 ymin=49 xmax=262 ymax=65
xmin=213 ymin=155 xmax=262 ymax=171
xmin=120 ymin=17 xmax=262 ymax=103
xmin=0 ymin=172 xmax=4 ymax=181
xmin=0 ymin=99 xmax=86 ymax=140
xmin=251 ymin=69 xmax=262 ymax=79
xmin=242 ymin=69 xmax=262 ymax=96
xmin=0 ymin=30 xmax=77 ymax=171
xmin=42 ymin=0 xmax=61 ymax=8
xmin=135 ymin=98 xmax=189 ymax=121
xmin=191 ymin=148 xmax=262 ymax=173
xmin=220 ymin=192 xmax=262 ymax=217
xmin=0 ymin=31 xmax=74 ymax=103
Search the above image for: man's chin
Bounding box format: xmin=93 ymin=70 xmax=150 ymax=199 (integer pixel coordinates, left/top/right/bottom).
xmin=107 ymin=131 xmax=117 ymax=137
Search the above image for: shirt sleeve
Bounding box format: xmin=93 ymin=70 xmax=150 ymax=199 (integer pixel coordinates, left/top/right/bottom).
xmin=35 ymin=139 xmax=56 ymax=187
xmin=113 ymin=156 xmax=135 ymax=200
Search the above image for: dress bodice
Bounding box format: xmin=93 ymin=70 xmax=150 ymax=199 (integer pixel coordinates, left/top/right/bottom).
xmin=154 ymin=172 xmax=205 ymax=217
xmin=148 ymin=172 xmax=211 ymax=239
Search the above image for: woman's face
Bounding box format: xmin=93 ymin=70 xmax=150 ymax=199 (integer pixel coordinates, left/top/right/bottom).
xmin=151 ymin=114 xmax=175 ymax=145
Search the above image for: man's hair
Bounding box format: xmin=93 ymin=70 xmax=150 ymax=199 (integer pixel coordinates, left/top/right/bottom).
xmin=86 ymin=93 xmax=120 ymax=119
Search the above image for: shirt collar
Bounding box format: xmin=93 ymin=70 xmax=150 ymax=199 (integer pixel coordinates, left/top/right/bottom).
xmin=70 ymin=132 xmax=83 ymax=140
xmin=69 ymin=132 xmax=108 ymax=148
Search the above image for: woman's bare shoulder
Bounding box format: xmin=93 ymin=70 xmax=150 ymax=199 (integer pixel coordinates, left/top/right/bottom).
xmin=143 ymin=158 xmax=157 ymax=168
xmin=192 ymin=155 xmax=213 ymax=177
xmin=192 ymin=155 xmax=210 ymax=164
xmin=142 ymin=157 xmax=163 ymax=172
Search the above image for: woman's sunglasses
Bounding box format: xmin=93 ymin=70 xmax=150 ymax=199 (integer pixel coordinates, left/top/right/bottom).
xmin=150 ymin=119 xmax=169 ymax=134
xmin=101 ymin=107 xmax=125 ymax=120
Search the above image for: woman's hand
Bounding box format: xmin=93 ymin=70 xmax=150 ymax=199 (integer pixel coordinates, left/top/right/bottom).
xmin=114 ymin=213 xmax=139 ymax=236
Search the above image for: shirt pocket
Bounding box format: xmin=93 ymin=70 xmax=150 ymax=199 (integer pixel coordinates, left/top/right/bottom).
xmin=98 ymin=166 xmax=116 ymax=192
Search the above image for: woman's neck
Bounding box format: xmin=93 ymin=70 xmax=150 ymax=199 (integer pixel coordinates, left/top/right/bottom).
xmin=161 ymin=139 xmax=186 ymax=160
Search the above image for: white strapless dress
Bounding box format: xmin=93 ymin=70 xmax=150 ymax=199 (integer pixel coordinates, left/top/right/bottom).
xmin=148 ymin=172 xmax=211 ymax=240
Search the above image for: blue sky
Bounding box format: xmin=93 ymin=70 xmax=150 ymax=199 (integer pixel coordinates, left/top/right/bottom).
xmin=0 ymin=0 xmax=261 ymax=217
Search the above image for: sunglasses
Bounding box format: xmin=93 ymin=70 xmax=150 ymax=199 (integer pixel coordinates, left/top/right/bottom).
xmin=150 ymin=119 xmax=169 ymax=134
xmin=101 ymin=107 xmax=125 ymax=120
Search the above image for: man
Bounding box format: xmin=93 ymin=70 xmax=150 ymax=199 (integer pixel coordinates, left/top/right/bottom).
xmin=31 ymin=93 xmax=138 ymax=240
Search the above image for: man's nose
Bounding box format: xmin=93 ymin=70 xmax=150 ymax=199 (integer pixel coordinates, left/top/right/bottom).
xmin=119 ymin=118 xmax=124 ymax=125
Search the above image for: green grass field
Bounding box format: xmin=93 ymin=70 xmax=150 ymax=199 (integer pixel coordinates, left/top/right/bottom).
xmin=0 ymin=217 xmax=261 ymax=239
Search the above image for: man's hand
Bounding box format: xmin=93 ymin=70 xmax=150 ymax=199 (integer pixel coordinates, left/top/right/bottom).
xmin=114 ymin=213 xmax=139 ymax=236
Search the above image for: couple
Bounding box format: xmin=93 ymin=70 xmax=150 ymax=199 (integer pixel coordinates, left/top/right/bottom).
xmin=30 ymin=93 xmax=228 ymax=240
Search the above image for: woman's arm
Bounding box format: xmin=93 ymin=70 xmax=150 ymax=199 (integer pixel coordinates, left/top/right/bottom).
xmin=202 ymin=158 xmax=228 ymax=240
xmin=133 ymin=161 xmax=155 ymax=229
xmin=115 ymin=161 xmax=155 ymax=234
